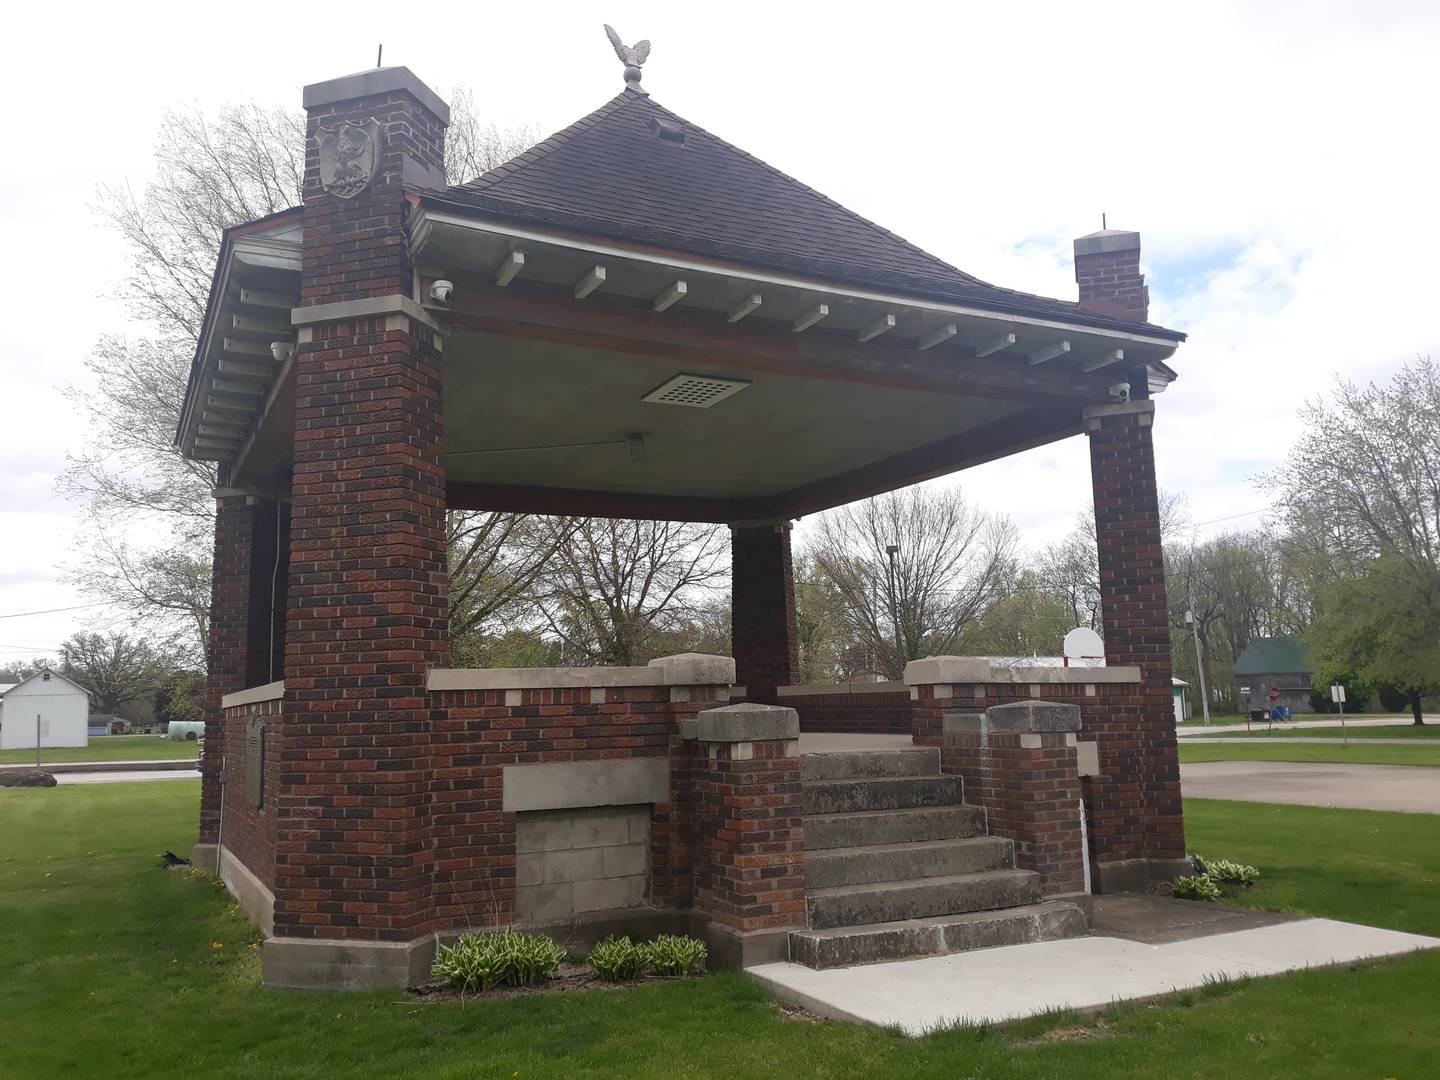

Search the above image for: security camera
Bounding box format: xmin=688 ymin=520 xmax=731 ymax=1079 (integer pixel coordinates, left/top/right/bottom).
xmin=1108 ymin=381 xmax=1131 ymax=403
xmin=429 ymin=279 xmax=455 ymax=303
xmin=270 ymin=341 xmax=295 ymax=364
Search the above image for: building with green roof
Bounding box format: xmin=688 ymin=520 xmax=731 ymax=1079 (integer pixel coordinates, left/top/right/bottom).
xmin=1233 ymin=637 xmax=1315 ymax=714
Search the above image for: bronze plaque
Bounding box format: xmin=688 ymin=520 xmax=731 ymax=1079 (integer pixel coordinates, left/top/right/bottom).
xmin=245 ymin=713 xmax=265 ymax=809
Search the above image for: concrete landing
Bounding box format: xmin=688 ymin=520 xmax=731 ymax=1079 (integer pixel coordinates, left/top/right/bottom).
xmin=748 ymin=917 xmax=1440 ymax=1033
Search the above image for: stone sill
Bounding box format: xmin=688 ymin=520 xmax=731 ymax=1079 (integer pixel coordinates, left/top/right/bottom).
xmin=428 ymin=653 xmax=734 ymax=692
xmin=220 ymin=681 xmax=286 ymax=709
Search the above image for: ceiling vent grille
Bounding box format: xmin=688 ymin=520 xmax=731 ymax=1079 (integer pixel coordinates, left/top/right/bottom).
xmin=641 ymin=374 xmax=751 ymax=409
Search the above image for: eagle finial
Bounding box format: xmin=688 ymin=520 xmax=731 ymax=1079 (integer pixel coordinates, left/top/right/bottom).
xmin=604 ymin=24 xmax=651 ymax=93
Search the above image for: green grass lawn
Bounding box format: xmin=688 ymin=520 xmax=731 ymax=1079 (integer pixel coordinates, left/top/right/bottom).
xmin=0 ymin=782 xmax=1437 ymax=1078
xmin=1183 ymin=798 xmax=1440 ymax=936
xmin=0 ymin=733 xmax=200 ymax=765
xmin=1188 ymin=723 xmax=1439 ymax=739
xmin=1180 ymin=741 xmax=1440 ymax=767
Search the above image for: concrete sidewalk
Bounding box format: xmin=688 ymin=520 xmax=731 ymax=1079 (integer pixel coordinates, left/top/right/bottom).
xmin=55 ymin=769 xmax=201 ymax=785
xmin=0 ymin=759 xmax=198 ymax=774
xmin=1182 ymin=761 xmax=1440 ymax=813
xmin=749 ymin=917 xmax=1439 ymax=1033
xmin=1178 ymin=718 xmax=1420 ymax=737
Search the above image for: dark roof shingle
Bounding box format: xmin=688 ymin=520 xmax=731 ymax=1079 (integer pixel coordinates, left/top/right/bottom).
xmin=418 ymin=90 xmax=1183 ymax=341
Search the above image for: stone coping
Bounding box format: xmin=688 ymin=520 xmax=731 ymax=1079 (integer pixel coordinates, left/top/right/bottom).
xmin=694 ymin=703 xmax=799 ymax=743
xmin=778 ymin=681 xmax=907 ymax=697
xmin=302 ymin=65 xmax=451 ymax=126
xmin=944 ymin=700 xmax=1083 ymax=734
xmin=904 ymin=657 xmax=1141 ymax=686
xmin=220 ymin=681 xmax=285 ymax=709
xmin=428 ymin=653 xmax=735 ymax=692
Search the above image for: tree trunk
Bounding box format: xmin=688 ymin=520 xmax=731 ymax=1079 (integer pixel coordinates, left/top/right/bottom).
xmin=1410 ymin=688 xmax=1425 ymax=726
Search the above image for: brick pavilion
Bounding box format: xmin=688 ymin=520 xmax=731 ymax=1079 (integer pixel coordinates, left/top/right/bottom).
xmin=178 ymin=57 xmax=1188 ymax=989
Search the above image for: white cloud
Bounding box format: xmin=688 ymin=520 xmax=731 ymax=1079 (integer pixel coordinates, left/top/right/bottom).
xmin=3 ymin=0 xmax=1437 ymax=655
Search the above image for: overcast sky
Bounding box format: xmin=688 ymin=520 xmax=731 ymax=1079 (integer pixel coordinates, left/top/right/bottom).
xmin=2 ymin=0 xmax=1438 ymax=663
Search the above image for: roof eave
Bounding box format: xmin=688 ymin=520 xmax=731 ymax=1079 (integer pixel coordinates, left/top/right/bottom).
xmin=411 ymin=194 xmax=1186 ymax=351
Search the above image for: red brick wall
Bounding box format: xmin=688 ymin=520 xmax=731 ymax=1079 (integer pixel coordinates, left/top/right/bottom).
xmin=1088 ymin=407 xmax=1185 ymax=865
xmin=301 ymin=88 xmax=446 ymax=304
xmin=691 ymin=738 xmax=805 ymax=931
xmin=731 ymin=525 xmax=798 ymax=704
xmin=421 ymin=685 xmax=726 ymax=932
xmin=1075 ymin=246 xmax=1148 ymax=322
xmin=783 ymin=687 xmax=911 ymax=734
xmin=912 ymin=680 xmax=1160 ymax=869
xmin=202 ymin=496 xmax=276 ymax=844
xmin=941 ymin=726 xmax=1084 ymax=897
xmin=219 ymin=696 xmax=284 ymax=888
xmin=271 ymin=84 xmax=451 ymax=942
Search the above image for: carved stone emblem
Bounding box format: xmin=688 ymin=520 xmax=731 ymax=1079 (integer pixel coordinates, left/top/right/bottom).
xmin=317 ymin=118 xmax=380 ymax=199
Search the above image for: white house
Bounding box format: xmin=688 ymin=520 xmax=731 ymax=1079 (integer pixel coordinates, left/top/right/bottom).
xmin=0 ymin=671 xmax=91 ymax=750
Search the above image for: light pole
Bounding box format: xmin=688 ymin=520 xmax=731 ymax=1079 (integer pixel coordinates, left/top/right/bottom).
xmin=1184 ymin=608 xmax=1212 ymax=726
xmin=885 ymin=544 xmax=904 ymax=680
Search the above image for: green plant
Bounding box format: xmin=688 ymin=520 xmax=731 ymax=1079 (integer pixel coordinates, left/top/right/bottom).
xmin=587 ymin=935 xmax=648 ymax=982
xmin=644 ymin=934 xmax=707 ymax=977
xmin=432 ymin=930 xmax=565 ymax=992
xmin=1192 ymin=854 xmax=1260 ymax=885
xmin=1172 ymin=874 xmax=1223 ymax=902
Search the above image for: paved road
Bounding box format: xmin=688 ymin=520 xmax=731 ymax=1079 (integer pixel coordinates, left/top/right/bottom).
xmin=55 ymin=769 xmax=200 ymax=785
xmin=1181 ymin=761 xmax=1440 ymax=813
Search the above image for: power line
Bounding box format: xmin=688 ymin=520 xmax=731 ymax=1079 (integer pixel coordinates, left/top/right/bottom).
xmin=0 ymin=602 xmax=112 ymax=620
xmin=1191 ymin=507 xmax=1273 ymax=528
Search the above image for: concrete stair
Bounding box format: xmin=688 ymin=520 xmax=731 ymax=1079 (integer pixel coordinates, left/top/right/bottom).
xmin=790 ymin=746 xmax=1087 ymax=968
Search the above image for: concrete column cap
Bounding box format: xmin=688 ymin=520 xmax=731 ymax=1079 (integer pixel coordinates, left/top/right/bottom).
xmin=903 ymin=656 xmax=993 ymax=685
xmin=303 ymin=66 xmax=451 ymax=126
xmin=1074 ymin=229 xmax=1141 ymax=256
xmin=694 ymin=702 xmax=799 ymax=743
xmin=982 ymin=700 xmax=1083 ymax=733
xmin=647 ymin=653 xmax=737 ymax=686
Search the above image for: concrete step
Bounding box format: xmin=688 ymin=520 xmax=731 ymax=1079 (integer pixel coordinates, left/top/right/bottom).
xmin=805 ymin=836 xmax=1014 ymax=890
xmin=789 ymin=900 xmax=1089 ymax=969
xmin=801 ymin=747 xmax=940 ymax=783
xmin=806 ymin=868 xmax=1042 ymax=930
xmin=804 ymin=805 xmax=988 ymax=851
xmin=802 ymin=774 xmax=964 ymax=816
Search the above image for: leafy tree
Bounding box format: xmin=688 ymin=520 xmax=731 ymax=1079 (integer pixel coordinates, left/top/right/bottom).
xmin=805 ymin=486 xmax=1019 ymax=680
xmin=59 ymin=632 xmax=165 ymax=715
xmin=154 ymin=670 xmax=206 ymax=728
xmin=531 ymin=518 xmax=729 ymax=666
xmin=1265 ymin=358 xmax=1440 ymax=725
xmin=1307 ymin=557 xmax=1437 ymax=723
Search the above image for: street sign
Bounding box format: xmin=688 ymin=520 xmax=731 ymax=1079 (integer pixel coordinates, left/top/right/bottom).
xmin=1330 ymin=685 xmax=1347 ymax=704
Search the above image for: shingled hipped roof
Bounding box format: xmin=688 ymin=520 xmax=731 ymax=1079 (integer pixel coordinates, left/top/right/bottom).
xmin=418 ymin=89 xmax=1183 ymax=341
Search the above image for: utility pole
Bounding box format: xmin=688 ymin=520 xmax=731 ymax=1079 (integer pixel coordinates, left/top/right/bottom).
xmin=885 ymin=544 xmax=904 ymax=681
xmin=1184 ymin=605 xmax=1212 ymax=726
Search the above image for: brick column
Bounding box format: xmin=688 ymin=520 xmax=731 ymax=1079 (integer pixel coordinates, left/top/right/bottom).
xmin=730 ymin=523 xmax=798 ymax=704
xmin=943 ymin=701 xmax=1086 ymax=898
xmin=198 ymin=493 xmax=282 ymax=854
xmin=689 ymin=703 xmax=805 ymax=967
xmin=274 ymin=68 xmax=451 ymax=943
xmin=1086 ymin=399 xmax=1187 ymax=890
